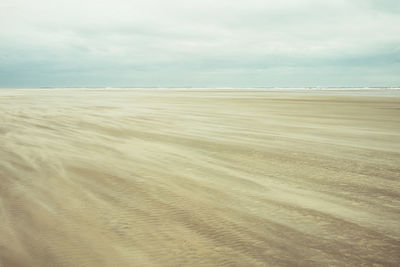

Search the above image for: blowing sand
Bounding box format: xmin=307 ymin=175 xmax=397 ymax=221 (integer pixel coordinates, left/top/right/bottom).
xmin=0 ymin=89 xmax=399 ymax=266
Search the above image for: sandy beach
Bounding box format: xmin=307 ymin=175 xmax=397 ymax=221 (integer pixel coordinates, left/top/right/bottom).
xmin=0 ymin=89 xmax=399 ymax=266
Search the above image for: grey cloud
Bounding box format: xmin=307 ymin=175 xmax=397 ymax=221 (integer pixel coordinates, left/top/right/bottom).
xmin=0 ymin=0 xmax=399 ymax=87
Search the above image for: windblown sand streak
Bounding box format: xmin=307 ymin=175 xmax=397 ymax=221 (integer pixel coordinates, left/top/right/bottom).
xmin=0 ymin=89 xmax=400 ymax=266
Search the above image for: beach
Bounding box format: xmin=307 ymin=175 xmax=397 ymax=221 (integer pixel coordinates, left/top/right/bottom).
xmin=1 ymin=88 xmax=399 ymax=266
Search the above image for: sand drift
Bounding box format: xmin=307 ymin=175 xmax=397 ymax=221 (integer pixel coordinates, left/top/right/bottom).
xmin=0 ymin=89 xmax=399 ymax=266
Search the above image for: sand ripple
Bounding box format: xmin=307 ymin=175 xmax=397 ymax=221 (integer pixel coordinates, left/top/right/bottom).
xmin=1 ymin=89 xmax=400 ymax=266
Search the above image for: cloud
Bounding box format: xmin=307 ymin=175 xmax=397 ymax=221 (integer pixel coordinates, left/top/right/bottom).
xmin=0 ymin=0 xmax=399 ymax=87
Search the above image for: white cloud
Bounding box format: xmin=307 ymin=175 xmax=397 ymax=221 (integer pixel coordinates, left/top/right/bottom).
xmin=0 ymin=0 xmax=399 ymax=87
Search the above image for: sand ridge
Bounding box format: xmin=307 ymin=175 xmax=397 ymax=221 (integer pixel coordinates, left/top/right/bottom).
xmin=0 ymin=89 xmax=400 ymax=266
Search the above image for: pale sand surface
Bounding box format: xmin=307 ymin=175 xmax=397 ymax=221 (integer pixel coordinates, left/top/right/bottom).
xmin=0 ymin=89 xmax=399 ymax=266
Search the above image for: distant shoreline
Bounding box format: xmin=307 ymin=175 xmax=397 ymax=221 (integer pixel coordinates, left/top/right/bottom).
xmin=1 ymin=87 xmax=400 ymax=97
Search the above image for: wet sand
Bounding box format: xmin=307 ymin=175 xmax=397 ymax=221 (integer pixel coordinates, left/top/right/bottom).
xmin=1 ymin=89 xmax=400 ymax=266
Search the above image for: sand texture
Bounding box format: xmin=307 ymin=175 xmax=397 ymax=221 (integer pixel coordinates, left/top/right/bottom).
xmin=0 ymin=89 xmax=400 ymax=266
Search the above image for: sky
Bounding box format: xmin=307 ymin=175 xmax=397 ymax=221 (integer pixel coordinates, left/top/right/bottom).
xmin=0 ymin=0 xmax=399 ymax=87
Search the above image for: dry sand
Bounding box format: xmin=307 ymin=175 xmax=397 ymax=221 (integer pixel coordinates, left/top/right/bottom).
xmin=0 ymin=89 xmax=399 ymax=266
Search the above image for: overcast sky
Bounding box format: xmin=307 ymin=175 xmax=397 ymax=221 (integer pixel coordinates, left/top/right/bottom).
xmin=1 ymin=0 xmax=399 ymax=87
